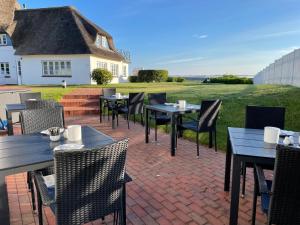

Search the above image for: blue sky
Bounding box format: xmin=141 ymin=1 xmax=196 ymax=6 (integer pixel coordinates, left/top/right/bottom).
xmin=19 ymin=0 xmax=300 ymax=76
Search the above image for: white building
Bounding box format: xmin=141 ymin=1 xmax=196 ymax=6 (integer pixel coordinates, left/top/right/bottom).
xmin=0 ymin=1 xmax=130 ymax=85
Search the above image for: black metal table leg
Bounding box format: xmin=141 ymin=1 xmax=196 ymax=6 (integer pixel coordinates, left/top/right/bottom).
xmin=6 ymin=110 xmax=13 ymax=136
xmin=112 ymin=107 xmax=116 ymax=129
xmin=229 ymin=155 xmax=242 ymax=225
xmin=145 ymin=108 xmax=149 ymax=143
xmin=99 ymin=98 xmax=103 ymax=123
xmin=0 ymin=174 xmax=10 ymax=225
xmin=170 ymin=113 xmax=176 ymax=156
xmin=224 ymin=131 xmax=232 ymax=191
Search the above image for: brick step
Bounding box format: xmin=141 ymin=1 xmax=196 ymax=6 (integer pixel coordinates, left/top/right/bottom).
xmin=62 ymin=94 xmax=100 ymax=100
xmin=60 ymin=99 xmax=99 ymax=107
xmin=63 ymin=107 xmax=99 ymax=117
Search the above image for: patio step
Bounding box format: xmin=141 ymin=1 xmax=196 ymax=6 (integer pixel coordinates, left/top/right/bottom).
xmin=63 ymin=106 xmax=99 ymax=117
xmin=60 ymin=99 xmax=99 ymax=107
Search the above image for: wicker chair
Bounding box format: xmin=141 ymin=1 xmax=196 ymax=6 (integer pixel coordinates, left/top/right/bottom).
xmin=34 ymin=139 xmax=130 ymax=225
xmin=252 ymin=145 xmax=300 ymax=225
xmin=177 ymin=99 xmax=222 ymax=157
xmin=25 ymin=99 xmax=57 ymax=110
xmin=19 ymin=92 xmax=42 ymax=104
xmin=242 ymin=106 xmax=286 ymax=196
xmin=117 ymin=92 xmax=144 ymax=129
xmin=20 ymin=108 xmax=64 ymax=211
xmin=148 ymin=93 xmax=170 ymax=141
xmin=102 ymin=88 xmax=116 ymax=120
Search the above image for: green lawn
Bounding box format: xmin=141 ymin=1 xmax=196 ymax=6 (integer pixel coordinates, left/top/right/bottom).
xmin=26 ymin=82 xmax=300 ymax=151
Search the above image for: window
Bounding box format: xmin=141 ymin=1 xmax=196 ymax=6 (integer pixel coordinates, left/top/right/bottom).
xmin=17 ymin=61 xmax=22 ymax=76
xmin=95 ymin=34 xmax=109 ymax=49
xmin=122 ymin=65 xmax=127 ymax=77
xmin=110 ymin=63 xmax=119 ymax=77
xmin=96 ymin=61 xmax=108 ymax=70
xmin=42 ymin=61 xmax=71 ymax=76
xmin=0 ymin=62 xmax=10 ymax=76
xmin=0 ymin=34 xmax=7 ymax=46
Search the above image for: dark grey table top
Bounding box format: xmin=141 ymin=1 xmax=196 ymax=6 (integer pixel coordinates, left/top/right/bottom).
xmin=5 ymin=103 xmax=26 ymax=112
xmin=145 ymin=103 xmax=201 ymax=114
xmin=100 ymin=96 xmax=129 ymax=101
xmin=228 ymin=127 xmax=300 ymax=159
xmin=0 ymin=126 xmax=114 ymax=172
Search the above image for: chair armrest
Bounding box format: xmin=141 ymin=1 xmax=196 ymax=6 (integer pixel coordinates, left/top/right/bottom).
xmin=33 ymin=172 xmax=56 ymax=206
xmin=255 ymin=165 xmax=270 ymax=194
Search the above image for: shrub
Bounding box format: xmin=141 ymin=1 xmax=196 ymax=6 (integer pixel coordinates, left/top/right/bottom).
xmin=91 ymin=68 xmax=113 ymax=85
xmin=175 ymin=77 xmax=185 ymax=82
xmin=208 ymin=75 xmax=253 ymax=84
xmin=138 ymin=70 xmax=168 ymax=82
xmin=167 ymin=77 xmax=174 ymax=82
xmin=129 ymin=76 xmax=138 ymax=83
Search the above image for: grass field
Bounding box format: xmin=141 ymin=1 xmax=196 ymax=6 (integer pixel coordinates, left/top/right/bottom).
xmin=26 ymin=82 xmax=300 ymax=151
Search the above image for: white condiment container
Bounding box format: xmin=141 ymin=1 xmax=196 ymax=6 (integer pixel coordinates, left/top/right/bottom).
xmin=178 ymin=100 xmax=186 ymax=109
xmin=67 ymin=125 xmax=82 ymax=141
xmin=264 ymin=127 xmax=280 ymax=144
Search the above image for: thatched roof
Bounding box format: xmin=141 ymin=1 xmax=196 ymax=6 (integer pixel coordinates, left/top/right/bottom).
xmin=0 ymin=0 xmax=20 ymax=32
xmin=9 ymin=6 xmax=126 ymax=62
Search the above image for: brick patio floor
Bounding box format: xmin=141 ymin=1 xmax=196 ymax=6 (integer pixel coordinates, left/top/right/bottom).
xmin=7 ymin=116 xmax=267 ymax=225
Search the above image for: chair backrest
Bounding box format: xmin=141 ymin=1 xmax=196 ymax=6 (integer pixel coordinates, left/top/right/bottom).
xmin=128 ymin=92 xmax=144 ymax=115
xmin=20 ymin=108 xmax=64 ymax=134
xmin=54 ymin=139 xmax=129 ymax=225
xmin=268 ymin=145 xmax=300 ymax=225
xmin=245 ymin=106 xmax=285 ymax=129
xmin=19 ymin=92 xmax=41 ymax=104
xmin=198 ymin=99 xmax=222 ymax=131
xmin=148 ymin=93 xmax=167 ymax=105
xmin=25 ymin=99 xmax=57 ymax=109
xmin=103 ymin=88 xmax=116 ymax=97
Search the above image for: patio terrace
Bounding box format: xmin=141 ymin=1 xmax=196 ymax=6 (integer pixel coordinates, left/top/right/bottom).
xmin=7 ymin=115 xmax=266 ymax=225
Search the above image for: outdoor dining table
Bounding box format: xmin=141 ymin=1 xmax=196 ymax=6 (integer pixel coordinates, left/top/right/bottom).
xmin=5 ymin=103 xmax=64 ymax=136
xmin=99 ymin=95 xmax=129 ymax=129
xmin=0 ymin=125 xmax=131 ymax=225
xmin=145 ymin=103 xmax=201 ymax=156
xmin=224 ymin=127 xmax=282 ymax=225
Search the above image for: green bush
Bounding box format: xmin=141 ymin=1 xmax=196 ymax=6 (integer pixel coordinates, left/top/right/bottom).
xmin=167 ymin=77 xmax=174 ymax=82
xmin=129 ymin=76 xmax=138 ymax=83
xmin=138 ymin=70 xmax=168 ymax=82
xmin=175 ymin=77 xmax=185 ymax=82
xmin=208 ymin=75 xmax=253 ymax=84
xmin=91 ymin=68 xmax=113 ymax=85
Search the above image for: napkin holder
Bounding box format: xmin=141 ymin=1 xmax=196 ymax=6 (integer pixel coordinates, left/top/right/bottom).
xmin=264 ymin=127 xmax=280 ymax=144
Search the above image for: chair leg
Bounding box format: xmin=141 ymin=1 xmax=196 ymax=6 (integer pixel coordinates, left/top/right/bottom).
xmin=141 ymin=114 xmax=144 ymax=126
xmin=155 ymin=123 xmax=157 ymax=141
xmin=127 ymin=114 xmax=130 ymax=129
xmin=214 ymin=129 xmax=217 ymax=152
xmin=242 ymin=163 xmax=246 ymax=197
xmin=31 ymin=180 xmax=36 ymax=211
xmin=117 ymin=113 xmax=119 ymax=126
xmin=252 ymin=168 xmax=258 ymax=225
xmin=37 ymin=189 xmax=43 ymax=225
xmin=196 ymin=132 xmax=199 ymax=157
xmin=209 ymin=131 xmax=213 ymax=148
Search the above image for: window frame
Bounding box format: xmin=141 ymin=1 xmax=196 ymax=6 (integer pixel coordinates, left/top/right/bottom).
xmin=110 ymin=63 xmax=119 ymax=77
xmin=42 ymin=60 xmax=72 ymax=77
xmin=0 ymin=34 xmax=7 ymax=46
xmin=0 ymin=62 xmax=10 ymax=77
xmin=96 ymin=61 xmax=108 ymax=70
xmin=122 ymin=65 xmax=127 ymax=77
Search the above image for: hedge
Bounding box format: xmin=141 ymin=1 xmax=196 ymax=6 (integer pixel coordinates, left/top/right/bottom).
xmin=129 ymin=76 xmax=138 ymax=83
xmin=204 ymin=75 xmax=253 ymax=84
xmin=175 ymin=77 xmax=185 ymax=82
xmin=138 ymin=70 xmax=168 ymax=82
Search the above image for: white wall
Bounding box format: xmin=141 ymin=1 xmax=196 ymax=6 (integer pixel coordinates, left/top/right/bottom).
xmin=20 ymin=54 xmax=91 ymax=85
xmin=90 ymin=55 xmax=129 ymax=84
xmin=0 ymin=46 xmax=18 ymax=84
xmin=254 ymin=49 xmax=300 ymax=87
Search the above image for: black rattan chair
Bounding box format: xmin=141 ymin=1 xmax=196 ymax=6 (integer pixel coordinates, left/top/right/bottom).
xmin=252 ymin=145 xmax=300 ymax=225
xmin=148 ymin=93 xmax=171 ymax=141
xmin=34 ymin=139 xmax=130 ymax=225
xmin=177 ymin=99 xmax=222 ymax=157
xmin=242 ymin=105 xmax=286 ymax=196
xmin=19 ymin=92 xmax=42 ymax=104
xmin=117 ymin=92 xmax=144 ymax=129
xmin=20 ymin=108 xmax=64 ymax=211
xmin=102 ymin=88 xmax=116 ymax=120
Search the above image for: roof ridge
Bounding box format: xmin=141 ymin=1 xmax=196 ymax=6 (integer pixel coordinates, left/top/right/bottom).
xmin=15 ymin=6 xmax=74 ymax=12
